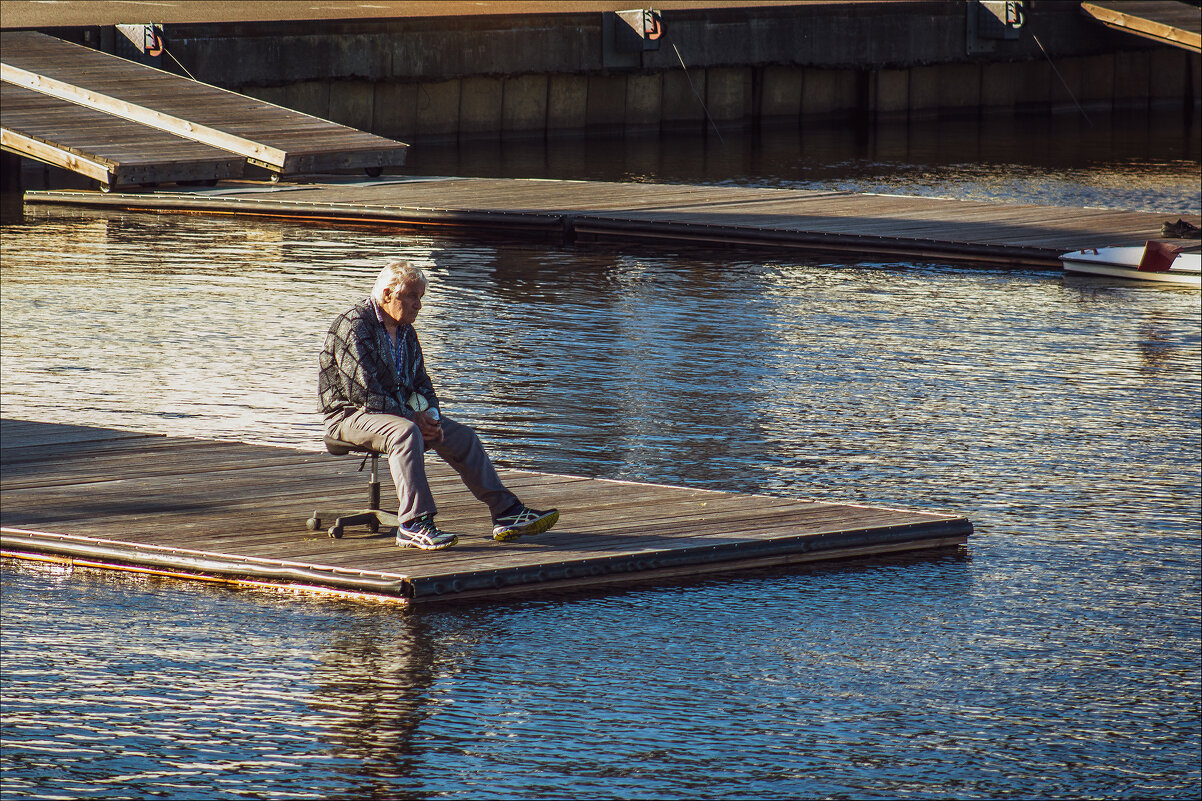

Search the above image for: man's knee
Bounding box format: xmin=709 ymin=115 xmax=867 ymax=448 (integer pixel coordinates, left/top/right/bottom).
xmin=435 ymin=417 xmax=487 ymax=462
xmin=383 ymin=417 xmax=424 ymax=453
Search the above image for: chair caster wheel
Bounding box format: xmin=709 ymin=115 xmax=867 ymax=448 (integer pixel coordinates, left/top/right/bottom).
xmin=306 ymin=516 xmax=321 ymax=531
xmin=328 ymin=525 xmax=344 ymax=539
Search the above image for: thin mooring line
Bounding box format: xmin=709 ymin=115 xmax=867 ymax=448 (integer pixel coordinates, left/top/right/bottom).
xmin=669 ymin=37 xmax=726 ymax=144
xmin=1033 ymin=34 xmax=1093 ymax=126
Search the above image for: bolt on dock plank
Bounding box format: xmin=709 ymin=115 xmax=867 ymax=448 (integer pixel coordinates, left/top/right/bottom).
xmin=23 ymin=177 xmax=1200 ymax=268
xmin=0 ymin=419 xmax=970 ymax=605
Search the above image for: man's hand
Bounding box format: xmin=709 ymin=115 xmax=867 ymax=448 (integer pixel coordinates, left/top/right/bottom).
xmin=414 ymin=411 xmax=443 ymax=446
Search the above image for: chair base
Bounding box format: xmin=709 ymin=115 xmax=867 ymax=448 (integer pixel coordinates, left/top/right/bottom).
xmin=311 ymin=438 xmax=400 ymax=539
xmin=306 ymin=507 xmax=401 ymax=539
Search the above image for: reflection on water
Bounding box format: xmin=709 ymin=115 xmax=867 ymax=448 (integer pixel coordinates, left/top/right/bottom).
xmin=403 ymin=111 xmax=1201 ymax=214
xmin=1 ymin=122 xmax=1200 ymax=799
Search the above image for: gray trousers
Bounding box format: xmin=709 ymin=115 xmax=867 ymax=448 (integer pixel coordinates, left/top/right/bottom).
xmin=328 ymin=410 xmax=519 ymax=525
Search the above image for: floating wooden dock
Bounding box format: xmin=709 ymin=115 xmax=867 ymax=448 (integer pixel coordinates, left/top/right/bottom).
xmin=22 ymin=177 xmax=1201 ymax=267
xmin=0 ymin=419 xmax=971 ymax=605
xmin=1081 ymin=1 xmax=1201 ymax=53
xmin=1 ymin=31 xmax=408 ymax=188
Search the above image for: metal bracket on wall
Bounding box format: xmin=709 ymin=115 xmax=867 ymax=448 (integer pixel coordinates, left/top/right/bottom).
xmin=602 ymin=8 xmax=664 ymax=69
xmin=114 ymin=23 xmax=164 ymax=68
xmin=967 ymin=1 xmax=1026 ymax=55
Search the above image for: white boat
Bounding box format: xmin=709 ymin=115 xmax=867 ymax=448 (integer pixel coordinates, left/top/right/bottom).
xmin=1060 ymin=242 xmax=1201 ymax=287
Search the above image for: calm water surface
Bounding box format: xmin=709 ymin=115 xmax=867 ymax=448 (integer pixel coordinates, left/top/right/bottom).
xmin=1 ymin=118 xmax=1200 ymax=799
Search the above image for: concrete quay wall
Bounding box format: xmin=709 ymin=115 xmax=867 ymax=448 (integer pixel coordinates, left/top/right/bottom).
xmin=28 ymin=3 xmax=1202 ymax=141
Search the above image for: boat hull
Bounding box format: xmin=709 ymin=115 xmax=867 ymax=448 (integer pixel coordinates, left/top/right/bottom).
xmin=1060 ymin=246 xmax=1201 ymax=287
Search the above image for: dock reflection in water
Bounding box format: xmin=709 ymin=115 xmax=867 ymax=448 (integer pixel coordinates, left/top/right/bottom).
xmin=1 ymin=205 xmax=1199 ymax=799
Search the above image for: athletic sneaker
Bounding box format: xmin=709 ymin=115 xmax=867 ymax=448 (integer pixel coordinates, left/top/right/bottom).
xmin=492 ymin=506 xmax=559 ymax=542
xmin=396 ymin=514 xmax=457 ymax=550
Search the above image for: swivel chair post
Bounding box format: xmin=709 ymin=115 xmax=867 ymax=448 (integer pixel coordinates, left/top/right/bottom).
xmin=368 ymin=453 xmax=381 ymax=510
xmin=307 ymin=438 xmax=401 ymax=539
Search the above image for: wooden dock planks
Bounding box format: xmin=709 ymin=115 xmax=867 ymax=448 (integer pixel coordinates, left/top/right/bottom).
xmin=1080 ymin=1 xmax=1201 ymax=52
xmin=1 ymin=31 xmax=408 ymax=180
xmin=23 ymin=177 xmax=1200 ymax=267
xmin=0 ymin=419 xmax=970 ymax=604
xmin=1 ymin=81 xmax=245 ymax=187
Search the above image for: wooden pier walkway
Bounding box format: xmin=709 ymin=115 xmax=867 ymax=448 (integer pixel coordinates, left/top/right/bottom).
xmin=1 ymin=31 xmax=408 ymax=188
xmin=23 ymin=177 xmax=1201 ymax=267
xmin=1081 ymin=2 xmax=1201 ymax=52
xmin=0 ymin=419 xmax=971 ymax=605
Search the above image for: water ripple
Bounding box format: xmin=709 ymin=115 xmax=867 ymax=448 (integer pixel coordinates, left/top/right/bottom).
xmin=2 ymin=157 xmax=1200 ymax=800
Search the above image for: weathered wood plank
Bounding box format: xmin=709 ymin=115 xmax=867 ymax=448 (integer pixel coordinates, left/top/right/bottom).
xmin=1081 ymin=1 xmax=1201 ymax=52
xmin=1 ymin=420 xmax=970 ymax=603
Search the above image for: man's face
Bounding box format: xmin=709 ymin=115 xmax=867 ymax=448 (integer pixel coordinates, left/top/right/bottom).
xmin=381 ymin=281 xmax=424 ymax=326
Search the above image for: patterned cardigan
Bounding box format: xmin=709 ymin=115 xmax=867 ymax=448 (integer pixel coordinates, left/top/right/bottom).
xmin=318 ymin=299 xmax=439 ymax=422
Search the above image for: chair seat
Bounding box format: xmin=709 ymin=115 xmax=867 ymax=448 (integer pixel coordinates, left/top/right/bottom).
xmin=312 ymin=436 xmax=391 ymax=538
xmin=323 ymin=436 xmax=381 ymax=457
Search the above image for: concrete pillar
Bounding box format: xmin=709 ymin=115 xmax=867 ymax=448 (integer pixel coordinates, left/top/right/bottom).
xmin=801 ymin=68 xmax=859 ymax=120
xmin=502 ymin=74 xmax=548 ymax=133
xmin=980 ymin=62 xmax=1017 ymax=113
xmin=1014 ymin=59 xmax=1051 ymax=114
xmin=416 ymin=79 xmax=461 ymax=139
xmin=908 ymin=64 xmax=940 ymax=119
xmin=1191 ymin=53 xmax=1202 ymax=110
xmin=1113 ymin=50 xmax=1150 ymax=109
xmin=705 ymin=67 xmax=751 ymax=121
xmin=586 ymin=74 xmax=627 ymax=130
xmin=625 ymin=73 xmax=662 ymax=130
xmin=1046 ymin=56 xmax=1085 ymax=115
xmin=662 ymin=69 xmax=706 ymax=127
xmin=460 ymin=75 xmax=503 ymax=136
xmin=871 ymin=68 xmax=909 ymax=120
xmin=1072 ymin=53 xmax=1115 ymax=112
xmin=328 ymin=80 xmax=375 ymax=131
xmin=547 ymin=74 xmax=588 ymax=130
xmin=373 ymin=82 xmax=418 ymax=140
xmin=760 ymin=65 xmax=803 ymax=119
xmin=1148 ymin=48 xmax=1188 ymax=107
xmin=938 ymin=62 xmax=981 ymax=116
xmin=285 ymin=81 xmax=331 ymax=119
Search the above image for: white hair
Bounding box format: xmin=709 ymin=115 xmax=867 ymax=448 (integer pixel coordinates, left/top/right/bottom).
xmin=371 ymin=259 xmax=427 ymax=303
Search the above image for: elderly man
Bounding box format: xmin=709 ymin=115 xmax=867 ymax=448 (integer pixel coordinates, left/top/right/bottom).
xmin=319 ymin=259 xmax=558 ymax=550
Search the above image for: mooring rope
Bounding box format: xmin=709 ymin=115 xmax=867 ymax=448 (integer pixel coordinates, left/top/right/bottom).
xmin=1033 ymin=34 xmax=1093 ymax=127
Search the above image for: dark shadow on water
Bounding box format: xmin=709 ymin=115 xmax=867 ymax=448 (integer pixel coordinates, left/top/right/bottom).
xmin=310 ymin=612 xmax=437 ymax=800
xmin=397 ymin=110 xmax=1199 ymax=212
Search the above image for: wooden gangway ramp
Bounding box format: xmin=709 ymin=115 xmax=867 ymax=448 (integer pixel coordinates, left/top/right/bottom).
xmin=1080 ymin=1 xmax=1201 ymax=52
xmin=1 ymin=81 xmax=246 ymax=188
xmin=24 ymin=177 xmax=1201 ymax=267
xmin=0 ymin=420 xmax=970 ymax=606
xmin=1 ymin=31 xmax=408 ymax=189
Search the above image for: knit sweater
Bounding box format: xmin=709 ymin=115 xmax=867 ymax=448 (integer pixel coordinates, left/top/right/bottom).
xmin=318 ymin=299 xmax=439 ymax=422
